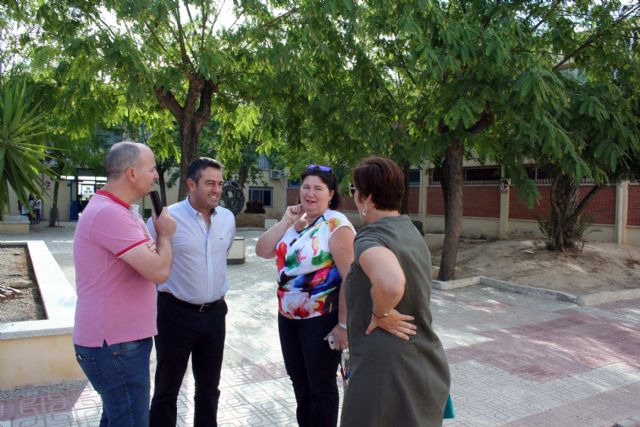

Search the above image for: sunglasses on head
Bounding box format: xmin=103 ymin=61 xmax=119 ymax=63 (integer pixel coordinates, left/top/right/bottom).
xmin=349 ymin=183 xmax=356 ymax=197
xmin=306 ymin=164 xmax=332 ymax=173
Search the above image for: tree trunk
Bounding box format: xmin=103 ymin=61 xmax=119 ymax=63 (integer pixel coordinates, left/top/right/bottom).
xmin=154 ymin=76 xmax=217 ymax=201
xmin=48 ymin=161 xmax=64 ymax=227
xmin=237 ymin=164 xmax=248 ymax=189
xmin=438 ymin=139 xmax=464 ymax=281
xmin=157 ymin=166 xmax=168 ymax=206
xmin=401 ymin=160 xmax=410 ymax=215
xmin=547 ymin=172 xmax=602 ymax=251
xmin=177 ymin=116 xmax=199 ymax=200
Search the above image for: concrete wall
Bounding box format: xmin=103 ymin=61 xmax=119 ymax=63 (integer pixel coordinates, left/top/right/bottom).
xmin=0 ymin=334 xmax=83 ymax=388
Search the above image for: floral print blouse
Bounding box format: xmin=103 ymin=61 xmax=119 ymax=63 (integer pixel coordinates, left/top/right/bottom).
xmin=275 ymin=209 xmax=355 ymax=319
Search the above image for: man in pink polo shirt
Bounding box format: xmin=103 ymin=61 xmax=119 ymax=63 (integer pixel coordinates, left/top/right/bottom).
xmin=73 ymin=141 xmax=176 ymax=427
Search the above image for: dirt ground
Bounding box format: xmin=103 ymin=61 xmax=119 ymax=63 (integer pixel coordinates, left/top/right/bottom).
xmin=0 ymin=245 xmax=45 ymax=322
xmin=431 ymin=238 xmax=640 ymax=295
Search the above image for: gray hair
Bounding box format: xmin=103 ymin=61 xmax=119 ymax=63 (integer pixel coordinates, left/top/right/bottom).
xmin=105 ymin=142 xmax=142 ymax=180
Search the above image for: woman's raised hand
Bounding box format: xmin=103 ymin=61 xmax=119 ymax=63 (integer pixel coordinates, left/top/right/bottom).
xmin=282 ymin=204 xmax=304 ymax=225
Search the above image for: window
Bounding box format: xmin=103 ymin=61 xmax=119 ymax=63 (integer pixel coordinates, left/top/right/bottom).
xmin=430 ymin=166 xmax=501 ymax=185
xmin=409 ymin=169 xmax=421 ymax=187
xmin=248 ymin=187 xmax=273 ymax=207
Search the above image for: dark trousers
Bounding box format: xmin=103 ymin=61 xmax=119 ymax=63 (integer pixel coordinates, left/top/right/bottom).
xmin=150 ymin=292 xmax=227 ymax=427
xmin=278 ymin=312 xmax=341 ymax=427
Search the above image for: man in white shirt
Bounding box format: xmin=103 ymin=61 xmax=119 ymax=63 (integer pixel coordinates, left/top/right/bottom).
xmin=147 ymin=157 xmax=236 ymax=427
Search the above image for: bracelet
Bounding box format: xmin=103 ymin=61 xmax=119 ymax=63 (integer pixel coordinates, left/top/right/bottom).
xmin=338 ymin=322 xmax=347 ymax=330
xmin=372 ymin=311 xmax=389 ymax=319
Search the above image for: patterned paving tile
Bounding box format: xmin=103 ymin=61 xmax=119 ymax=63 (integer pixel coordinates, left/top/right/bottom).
xmin=3 ymin=227 xmax=640 ymax=426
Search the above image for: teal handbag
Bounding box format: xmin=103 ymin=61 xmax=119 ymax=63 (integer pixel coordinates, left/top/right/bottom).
xmin=443 ymin=395 xmax=455 ymax=419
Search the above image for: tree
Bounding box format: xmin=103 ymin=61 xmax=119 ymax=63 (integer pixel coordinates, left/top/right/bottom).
xmin=34 ymin=0 xmax=277 ymax=199
xmin=256 ymin=0 xmax=640 ymax=279
xmin=535 ymin=33 xmax=640 ymax=250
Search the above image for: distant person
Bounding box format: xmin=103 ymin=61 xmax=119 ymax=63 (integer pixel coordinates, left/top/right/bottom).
xmin=256 ymin=164 xmax=355 ymax=427
xmin=18 ymin=201 xmax=28 ymax=218
xmin=340 ymin=157 xmax=450 ymax=427
xmin=34 ymin=197 xmax=42 ymax=224
xmin=73 ymin=141 xmax=176 ymax=427
xmin=28 ymin=194 xmax=36 ymax=224
xmin=148 ymin=158 xmax=236 ymax=427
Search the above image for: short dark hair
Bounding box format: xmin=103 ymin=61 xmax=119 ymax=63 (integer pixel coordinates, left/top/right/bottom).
xmin=300 ymin=166 xmax=341 ymax=210
xmin=187 ymin=157 xmax=223 ymax=184
xmin=352 ymin=156 xmax=404 ymax=211
xmin=105 ymin=141 xmax=141 ymax=180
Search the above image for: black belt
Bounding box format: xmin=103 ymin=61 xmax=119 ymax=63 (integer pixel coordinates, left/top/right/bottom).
xmin=160 ymin=292 xmax=224 ymax=312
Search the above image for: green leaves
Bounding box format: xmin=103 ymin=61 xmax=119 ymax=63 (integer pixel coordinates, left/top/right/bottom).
xmin=444 ymin=98 xmax=485 ymax=130
xmin=0 ymin=79 xmax=52 ymax=215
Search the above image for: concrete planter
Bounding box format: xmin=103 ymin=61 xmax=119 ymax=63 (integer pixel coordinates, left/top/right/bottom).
xmin=0 ymin=216 xmax=30 ymax=234
xmin=227 ymin=237 xmax=245 ymax=265
xmin=0 ymin=241 xmax=83 ymax=389
xmin=235 ymin=213 xmax=266 ymax=228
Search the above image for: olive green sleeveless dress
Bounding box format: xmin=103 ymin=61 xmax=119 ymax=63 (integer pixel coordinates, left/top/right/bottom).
xmin=341 ymin=215 xmax=450 ymax=427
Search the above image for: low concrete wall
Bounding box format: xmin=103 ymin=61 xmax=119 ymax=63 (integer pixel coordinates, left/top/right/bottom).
xmin=228 ymin=237 xmax=245 ymax=265
xmin=0 ymin=241 xmax=84 ymax=389
xmin=0 ymin=216 xmax=30 ymax=234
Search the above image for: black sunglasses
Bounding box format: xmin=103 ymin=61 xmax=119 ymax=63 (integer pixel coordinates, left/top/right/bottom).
xmin=306 ymin=164 xmax=332 ymax=173
xmin=349 ymin=184 xmax=357 ymax=197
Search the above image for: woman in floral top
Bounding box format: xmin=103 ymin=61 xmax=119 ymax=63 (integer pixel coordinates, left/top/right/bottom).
xmin=256 ymin=165 xmax=355 ymax=427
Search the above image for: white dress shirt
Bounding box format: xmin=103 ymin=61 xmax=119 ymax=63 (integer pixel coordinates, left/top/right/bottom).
xmin=147 ymin=197 xmax=236 ymax=304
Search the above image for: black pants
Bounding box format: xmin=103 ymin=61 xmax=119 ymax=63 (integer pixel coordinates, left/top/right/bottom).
xmin=150 ymin=292 xmax=227 ymax=427
xmin=279 ymin=312 xmax=341 ymax=427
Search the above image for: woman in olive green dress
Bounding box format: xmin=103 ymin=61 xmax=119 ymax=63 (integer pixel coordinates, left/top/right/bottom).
xmin=340 ymin=157 xmax=450 ymax=427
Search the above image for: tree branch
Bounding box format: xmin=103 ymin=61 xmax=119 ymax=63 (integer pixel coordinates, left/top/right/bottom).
xmin=467 ymin=108 xmax=495 ymax=134
xmin=201 ymin=1 xmax=210 ymax=49
xmin=154 ymin=87 xmax=184 ymax=122
xmin=184 ymin=1 xmax=195 ymax=28
xmin=565 ymin=184 xmax=602 ymax=227
xmin=172 ymin=3 xmax=195 ymax=71
xmin=553 ymin=3 xmax=640 ymax=72
xmin=195 ymin=79 xmax=217 ymax=133
xmin=482 ymin=0 xmax=502 ymax=28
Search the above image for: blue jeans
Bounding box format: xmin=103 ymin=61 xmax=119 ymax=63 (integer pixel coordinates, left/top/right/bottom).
xmin=75 ymin=338 xmax=153 ymax=427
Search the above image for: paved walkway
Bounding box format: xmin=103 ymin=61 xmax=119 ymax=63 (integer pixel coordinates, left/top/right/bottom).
xmin=1 ymin=223 xmax=640 ymax=426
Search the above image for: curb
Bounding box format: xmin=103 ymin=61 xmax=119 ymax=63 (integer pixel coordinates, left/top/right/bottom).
xmin=434 ymin=276 xmax=640 ymax=306
xmin=613 ymin=415 xmax=640 ymax=427
xmin=576 ymin=288 xmax=640 ymax=306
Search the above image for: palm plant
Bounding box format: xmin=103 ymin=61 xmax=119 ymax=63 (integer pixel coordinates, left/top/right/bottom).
xmin=0 ymin=79 xmax=51 ymax=220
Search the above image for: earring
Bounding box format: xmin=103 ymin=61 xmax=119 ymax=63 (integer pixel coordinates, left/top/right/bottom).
xmin=361 ymin=205 xmax=367 ymax=217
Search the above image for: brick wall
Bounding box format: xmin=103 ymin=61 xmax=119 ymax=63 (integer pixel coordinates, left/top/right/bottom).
xmin=462 ymin=186 xmax=500 ymax=218
xmin=628 ymin=185 xmax=640 ymax=226
xmin=509 ymin=187 xmax=551 ymax=220
xmin=426 ymin=186 xmax=499 ymax=218
xmin=288 ymin=188 xmax=418 ymax=213
xmin=407 ymin=187 xmax=419 ymax=214
xmin=286 ymin=188 xmax=298 ymax=206
xmin=510 ymin=185 xmax=616 ymax=224
xmin=582 ymin=186 xmax=616 ymax=225
xmin=427 ymin=187 xmax=444 ymax=215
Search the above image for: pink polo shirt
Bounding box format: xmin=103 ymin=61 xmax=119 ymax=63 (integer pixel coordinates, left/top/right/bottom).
xmin=73 ymin=190 xmax=158 ymax=347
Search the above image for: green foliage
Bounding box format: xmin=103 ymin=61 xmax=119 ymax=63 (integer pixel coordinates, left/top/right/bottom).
xmin=0 ymin=79 xmax=51 ymax=216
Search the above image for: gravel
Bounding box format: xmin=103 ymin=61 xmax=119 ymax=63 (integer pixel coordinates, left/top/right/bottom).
xmin=0 ymin=245 xmax=46 ymax=322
